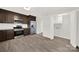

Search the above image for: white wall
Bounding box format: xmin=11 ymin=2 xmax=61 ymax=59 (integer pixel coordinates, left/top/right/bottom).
xmin=0 ymin=23 xmax=13 ymax=30
xmin=50 ymin=15 xmax=55 ymax=39
xmin=36 ymin=16 xmax=43 ymax=34
xmin=0 ymin=23 xmax=28 ymax=30
xmin=76 ymin=10 xmax=79 ymax=47
xmin=70 ymin=11 xmax=77 ymax=47
xmin=42 ymin=15 xmax=51 ymax=38
xmin=36 ymin=14 xmax=54 ymax=39
xmin=42 ymin=15 xmax=54 ymax=39
xmin=54 ymin=13 xmax=71 ymax=39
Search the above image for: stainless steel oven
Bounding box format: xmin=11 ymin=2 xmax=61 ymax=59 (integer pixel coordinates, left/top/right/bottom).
xmin=14 ymin=25 xmax=24 ymax=36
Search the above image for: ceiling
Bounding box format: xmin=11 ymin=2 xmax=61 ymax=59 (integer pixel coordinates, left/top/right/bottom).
xmin=1 ymin=7 xmax=79 ymax=16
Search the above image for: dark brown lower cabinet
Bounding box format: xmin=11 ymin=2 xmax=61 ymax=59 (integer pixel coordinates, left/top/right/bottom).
xmin=0 ymin=30 xmax=14 ymax=42
xmin=6 ymin=30 xmax=14 ymax=40
xmin=24 ymin=28 xmax=30 ymax=35
xmin=0 ymin=31 xmax=6 ymax=41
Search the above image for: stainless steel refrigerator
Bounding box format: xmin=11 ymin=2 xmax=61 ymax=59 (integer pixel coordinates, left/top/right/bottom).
xmin=30 ymin=21 xmax=36 ymax=34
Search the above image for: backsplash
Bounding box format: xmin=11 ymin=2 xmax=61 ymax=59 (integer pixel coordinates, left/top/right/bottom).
xmin=0 ymin=23 xmax=28 ymax=30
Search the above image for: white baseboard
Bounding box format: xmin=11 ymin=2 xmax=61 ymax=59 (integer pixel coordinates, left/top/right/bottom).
xmin=54 ymin=35 xmax=70 ymax=40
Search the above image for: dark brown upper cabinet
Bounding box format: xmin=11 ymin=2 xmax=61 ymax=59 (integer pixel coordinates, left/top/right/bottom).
xmin=6 ymin=12 xmax=14 ymax=23
xmin=22 ymin=15 xmax=29 ymax=24
xmin=28 ymin=15 xmax=36 ymax=21
xmin=14 ymin=14 xmax=27 ymax=24
xmin=0 ymin=10 xmax=7 ymax=23
xmin=0 ymin=9 xmax=14 ymax=23
xmin=0 ymin=9 xmax=36 ymax=24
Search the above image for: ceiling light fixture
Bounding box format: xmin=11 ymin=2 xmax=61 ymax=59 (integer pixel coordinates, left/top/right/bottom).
xmin=24 ymin=7 xmax=31 ymax=10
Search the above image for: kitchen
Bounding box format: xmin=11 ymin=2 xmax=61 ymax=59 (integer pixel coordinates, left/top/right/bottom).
xmin=0 ymin=9 xmax=36 ymax=41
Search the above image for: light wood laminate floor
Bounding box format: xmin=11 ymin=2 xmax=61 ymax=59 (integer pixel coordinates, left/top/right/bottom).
xmin=0 ymin=34 xmax=79 ymax=52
